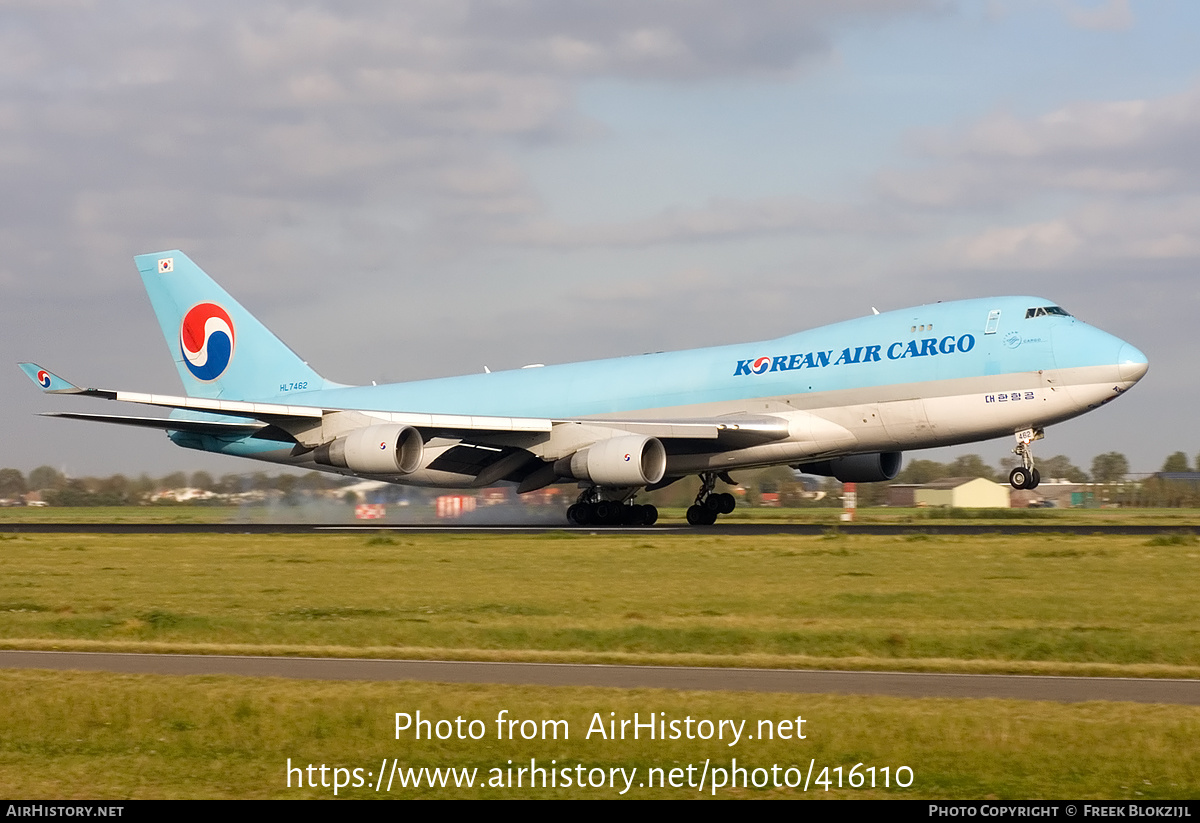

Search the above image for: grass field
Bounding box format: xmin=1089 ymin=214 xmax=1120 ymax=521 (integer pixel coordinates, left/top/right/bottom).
xmin=1 ymin=531 xmax=1198 ymax=675
xmin=2 ymin=528 xmax=1198 ymax=799
xmin=2 ymin=504 xmax=1200 ymax=527
xmin=1 ymin=670 xmax=1196 ymax=799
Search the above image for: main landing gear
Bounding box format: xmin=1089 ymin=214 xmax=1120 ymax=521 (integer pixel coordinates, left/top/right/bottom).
xmin=566 ymin=487 xmax=658 ymax=526
xmin=1008 ymin=427 xmax=1044 ymax=490
xmin=686 ymin=471 xmax=737 ymax=526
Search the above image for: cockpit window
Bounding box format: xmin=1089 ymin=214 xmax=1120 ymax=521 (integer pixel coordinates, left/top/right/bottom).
xmin=1025 ymin=306 xmax=1072 ymax=319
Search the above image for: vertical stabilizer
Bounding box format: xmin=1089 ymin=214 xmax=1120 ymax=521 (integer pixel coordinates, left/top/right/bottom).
xmin=135 ymin=251 xmax=327 ymax=400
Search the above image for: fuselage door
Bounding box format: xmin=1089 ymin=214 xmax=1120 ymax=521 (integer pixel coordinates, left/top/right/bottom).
xmin=984 ymin=309 xmax=1001 ymax=335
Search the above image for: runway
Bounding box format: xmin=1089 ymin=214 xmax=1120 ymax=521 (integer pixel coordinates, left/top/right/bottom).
xmin=1 ymin=522 xmax=1195 ymax=536
xmin=2 ymin=651 xmax=1198 ymax=704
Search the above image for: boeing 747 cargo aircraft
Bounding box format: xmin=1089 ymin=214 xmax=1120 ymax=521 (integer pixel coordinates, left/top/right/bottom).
xmin=21 ymin=251 xmax=1148 ymax=525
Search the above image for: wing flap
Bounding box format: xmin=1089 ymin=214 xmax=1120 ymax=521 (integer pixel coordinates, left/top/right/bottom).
xmin=114 ymin=391 xmax=323 ymax=420
xmin=40 ymin=412 xmax=267 ymax=436
xmin=576 ymin=415 xmax=790 ymax=443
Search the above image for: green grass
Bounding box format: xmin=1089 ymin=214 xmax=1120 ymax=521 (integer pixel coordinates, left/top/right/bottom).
xmin=0 ymin=670 xmax=1196 ymax=799
xmin=0 ymin=505 xmax=246 ymax=524
xmin=663 ymin=506 xmax=1200 ymax=526
xmin=3 ymin=504 xmax=1200 ymax=526
xmin=2 ymin=530 xmax=1198 ymax=799
xmin=0 ymin=532 xmax=1198 ymax=674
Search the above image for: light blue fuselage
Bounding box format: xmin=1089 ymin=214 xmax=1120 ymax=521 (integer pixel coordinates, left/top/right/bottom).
xmin=172 ymin=295 xmax=1147 ymax=479
xmin=299 ymin=296 xmax=1125 ymax=418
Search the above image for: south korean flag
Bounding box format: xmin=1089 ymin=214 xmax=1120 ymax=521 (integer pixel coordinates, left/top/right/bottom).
xmin=158 ymin=258 xmax=174 ymax=273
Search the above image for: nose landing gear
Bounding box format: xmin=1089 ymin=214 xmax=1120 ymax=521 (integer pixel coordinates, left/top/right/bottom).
xmin=1008 ymin=428 xmax=1044 ymax=490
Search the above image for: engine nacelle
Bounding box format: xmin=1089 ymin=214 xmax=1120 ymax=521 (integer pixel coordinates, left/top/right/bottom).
xmin=314 ymin=424 xmax=424 ymax=475
xmin=797 ymin=452 xmax=902 ymax=483
xmin=555 ymin=434 xmax=667 ymax=487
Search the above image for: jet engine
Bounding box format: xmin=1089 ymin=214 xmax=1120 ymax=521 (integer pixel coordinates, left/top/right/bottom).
xmin=796 ymin=452 xmax=902 ymax=483
xmin=555 ymin=435 xmax=667 ymax=486
xmin=314 ymin=424 xmax=424 ymax=475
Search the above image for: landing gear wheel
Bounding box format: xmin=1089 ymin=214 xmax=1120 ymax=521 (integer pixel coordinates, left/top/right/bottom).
xmin=567 ymin=488 xmax=658 ymax=527
xmin=1009 ymin=428 xmax=1044 ymax=491
xmin=687 ymin=472 xmax=727 ymax=525
xmin=592 ymin=501 xmax=618 ymax=525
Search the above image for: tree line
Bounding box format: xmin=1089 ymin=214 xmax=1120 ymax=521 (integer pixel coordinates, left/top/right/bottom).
xmin=2 ymin=449 xmax=1199 ymax=508
xmin=0 ymin=466 xmax=354 ymax=507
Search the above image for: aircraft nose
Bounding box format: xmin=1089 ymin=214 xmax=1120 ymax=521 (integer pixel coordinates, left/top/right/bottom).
xmin=1117 ymin=343 xmax=1148 ymax=384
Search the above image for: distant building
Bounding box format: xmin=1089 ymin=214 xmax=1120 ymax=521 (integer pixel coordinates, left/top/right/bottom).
xmin=886 ymin=484 xmax=920 ymax=507
xmin=436 ymin=495 xmax=477 ymax=518
xmin=521 ymin=487 xmax=563 ymax=506
xmin=912 ymin=477 xmax=1011 ymax=508
xmin=338 ymin=479 xmax=391 ymax=503
xmin=1154 ymin=472 xmax=1200 ymax=484
xmin=480 ymin=488 xmax=511 ymax=505
xmin=149 ymin=487 xmax=215 ymax=503
xmin=1009 ymin=479 xmax=1095 ymax=508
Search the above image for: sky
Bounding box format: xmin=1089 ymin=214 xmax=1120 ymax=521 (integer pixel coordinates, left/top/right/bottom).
xmin=2 ymin=0 xmax=1197 ymax=478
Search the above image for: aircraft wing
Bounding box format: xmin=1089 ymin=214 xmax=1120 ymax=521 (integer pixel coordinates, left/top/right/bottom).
xmin=19 ymin=363 xmax=801 ymax=490
xmin=18 ymin=363 xmax=789 ymax=444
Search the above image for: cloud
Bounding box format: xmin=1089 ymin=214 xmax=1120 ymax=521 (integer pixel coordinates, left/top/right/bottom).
xmin=877 ymin=84 xmax=1200 ymax=208
xmin=1062 ymin=0 xmax=1133 ymax=32
xmin=455 ymin=0 xmax=940 ymax=79
xmin=490 ymin=197 xmax=905 ymax=248
xmin=928 ymin=197 xmax=1200 ymax=272
xmin=0 ymin=0 xmax=935 ymax=270
xmin=985 ymin=0 xmax=1134 ymax=31
xmin=859 ymin=81 xmax=1200 ymax=315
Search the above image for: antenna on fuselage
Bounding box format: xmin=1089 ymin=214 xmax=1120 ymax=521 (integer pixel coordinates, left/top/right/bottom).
xmin=871 ymin=307 xmax=880 ymax=315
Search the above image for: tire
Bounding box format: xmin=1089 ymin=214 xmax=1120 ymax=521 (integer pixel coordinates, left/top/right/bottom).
xmin=594 ymin=501 xmax=622 ymax=525
xmin=1029 ymin=468 xmax=1041 ymax=489
xmin=686 ymin=505 xmax=706 ymax=525
xmin=1009 ymin=467 xmax=1030 ymax=490
xmin=641 ymin=504 xmax=658 ymax=526
xmin=717 ymin=492 xmax=736 ymax=514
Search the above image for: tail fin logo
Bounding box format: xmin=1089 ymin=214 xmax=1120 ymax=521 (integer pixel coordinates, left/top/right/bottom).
xmin=180 ymin=303 xmax=235 ymax=381
xmin=37 ymin=369 xmax=51 ymax=388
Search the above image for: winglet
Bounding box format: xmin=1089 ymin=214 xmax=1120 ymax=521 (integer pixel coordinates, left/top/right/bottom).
xmin=18 ymin=363 xmax=83 ymax=394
